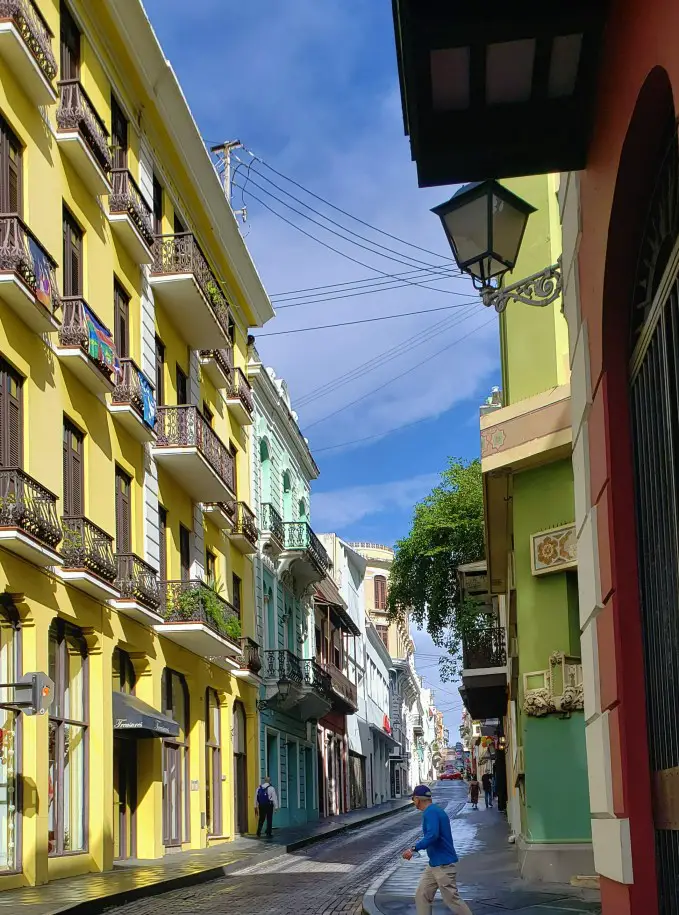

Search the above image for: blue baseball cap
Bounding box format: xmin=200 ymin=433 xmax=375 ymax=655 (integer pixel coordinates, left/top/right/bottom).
xmin=412 ymin=785 xmax=432 ymax=798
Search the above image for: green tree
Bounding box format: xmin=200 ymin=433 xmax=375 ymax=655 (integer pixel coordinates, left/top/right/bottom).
xmin=387 ymin=458 xmax=484 ymax=681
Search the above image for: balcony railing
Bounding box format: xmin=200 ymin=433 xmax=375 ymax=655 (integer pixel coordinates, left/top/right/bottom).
xmin=155 ymin=405 xmax=235 ymax=492
xmin=261 ymin=503 xmax=284 ymax=544
xmin=265 ymin=649 xmax=303 ymax=683
xmin=0 ymin=468 xmax=61 ymax=548
xmin=161 ymin=579 xmax=240 ymax=641
xmin=152 ymin=233 xmax=230 ymax=333
xmin=283 ymin=522 xmax=330 ymax=575
xmin=303 ymin=658 xmax=333 ymax=700
xmin=239 ymin=637 xmax=262 ymax=675
xmin=228 ymin=367 xmax=254 ymax=419
xmin=59 ymin=297 xmax=118 ymax=381
xmin=228 ymin=501 xmax=258 ymax=546
xmin=115 ymin=553 xmax=160 ymax=610
xmin=462 ymin=626 xmax=507 ymax=670
xmin=0 ymin=215 xmax=60 ymax=314
xmin=61 ymin=516 xmax=117 ymax=582
xmin=56 ymin=79 xmax=112 ymax=175
xmin=112 ymin=358 xmax=156 ymax=429
xmin=412 ymin=714 xmax=424 ymax=732
xmin=320 ymin=660 xmax=357 ymax=709
xmin=110 ymin=169 xmax=154 ymax=248
xmin=0 ymin=0 xmax=57 ymax=84
xmin=199 ymin=346 xmax=233 ymax=377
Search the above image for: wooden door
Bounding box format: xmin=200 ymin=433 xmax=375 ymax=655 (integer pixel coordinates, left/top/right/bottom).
xmin=179 ymin=524 xmax=191 ymax=581
xmin=115 ymin=467 xmax=131 ymax=553
xmin=162 ymin=743 xmax=181 ymax=847
xmin=62 ymin=420 xmax=83 ymax=516
xmin=62 ymin=209 xmax=82 ymax=297
xmin=113 ymin=282 xmax=129 ymax=359
xmin=60 ymin=2 xmax=80 ymax=80
xmin=111 ymin=96 xmax=128 ymax=170
xmin=113 ymin=737 xmax=136 ymax=859
xmin=0 ymin=362 xmax=22 ymax=469
xmin=0 ymin=117 xmax=21 ymax=216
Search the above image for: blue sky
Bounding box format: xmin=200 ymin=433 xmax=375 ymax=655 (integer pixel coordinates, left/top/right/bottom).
xmin=144 ymin=0 xmax=500 ymax=730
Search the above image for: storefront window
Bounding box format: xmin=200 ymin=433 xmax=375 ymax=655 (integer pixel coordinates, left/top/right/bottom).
xmin=161 ymin=669 xmax=189 ymax=846
xmin=48 ymin=619 xmax=88 ymax=856
xmin=112 ymin=647 xmax=136 ymax=694
xmin=0 ymin=608 xmax=20 ymax=871
xmin=205 ymin=689 xmax=221 ymax=835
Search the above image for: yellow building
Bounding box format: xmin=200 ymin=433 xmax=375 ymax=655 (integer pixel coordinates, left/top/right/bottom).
xmin=0 ymin=0 xmax=272 ymax=888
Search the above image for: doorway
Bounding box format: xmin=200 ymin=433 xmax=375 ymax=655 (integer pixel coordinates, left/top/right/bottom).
xmin=162 ymin=743 xmax=182 ymax=847
xmin=233 ymin=701 xmax=248 ymax=834
xmin=113 ymin=737 xmax=137 ymax=859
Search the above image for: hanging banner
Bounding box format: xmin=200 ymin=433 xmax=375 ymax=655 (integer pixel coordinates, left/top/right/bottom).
xmin=84 ymin=305 xmax=119 ymax=376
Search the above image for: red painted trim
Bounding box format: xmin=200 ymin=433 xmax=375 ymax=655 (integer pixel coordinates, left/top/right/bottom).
xmin=600 ymin=877 xmax=633 ymax=915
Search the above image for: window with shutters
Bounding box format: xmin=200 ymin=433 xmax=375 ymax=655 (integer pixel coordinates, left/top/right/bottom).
xmin=229 ymin=441 xmax=238 ymax=493
xmin=60 ymin=2 xmax=80 ymax=80
xmin=374 ymin=576 xmax=387 ymax=611
xmin=227 ymin=313 xmax=236 ymax=345
xmin=179 ymin=524 xmax=191 ymax=580
xmin=115 ymin=466 xmax=131 ymax=554
xmin=62 ymin=208 xmax=82 ymax=297
xmin=202 ymin=403 xmax=213 ymax=428
xmin=0 ymin=117 xmax=22 ymax=217
xmin=158 ymin=505 xmax=167 ymax=581
xmin=205 ymin=550 xmax=216 ymax=586
xmin=175 ymin=365 xmax=187 ymax=406
xmin=173 ymin=212 xmax=186 ymax=235
xmin=232 ymin=573 xmax=241 ymax=616
xmin=155 ymin=336 xmax=165 ymax=406
xmin=0 ymin=360 xmax=22 ymax=469
xmin=152 ymin=174 xmax=163 ymax=235
xmin=62 ymin=419 xmax=83 ymax=517
xmin=110 ymin=96 xmax=127 ymax=171
xmin=377 ymin=625 xmax=389 ymax=649
xmin=113 ymin=280 xmax=129 ymax=359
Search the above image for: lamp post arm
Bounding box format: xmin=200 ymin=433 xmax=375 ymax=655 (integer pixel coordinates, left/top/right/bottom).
xmin=481 ymin=257 xmax=562 ymax=314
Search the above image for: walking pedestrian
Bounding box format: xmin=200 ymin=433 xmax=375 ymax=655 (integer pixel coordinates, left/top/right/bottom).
xmin=468 ymin=776 xmax=479 ymax=810
xmin=481 ymin=772 xmax=493 ymax=809
xmin=255 ymin=774 xmax=278 ymax=838
xmin=402 ymin=785 xmax=473 ymax=915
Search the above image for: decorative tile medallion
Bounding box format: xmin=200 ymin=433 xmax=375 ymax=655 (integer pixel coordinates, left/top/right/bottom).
xmin=530 ymin=523 xmax=577 ymax=576
xmin=480 ymin=426 xmax=506 ymax=457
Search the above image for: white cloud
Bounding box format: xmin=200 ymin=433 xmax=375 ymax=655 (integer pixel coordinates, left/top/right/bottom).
xmin=312 ymin=472 xmax=439 ymax=531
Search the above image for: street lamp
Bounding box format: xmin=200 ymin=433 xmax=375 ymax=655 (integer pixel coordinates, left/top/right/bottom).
xmin=256 ymin=676 xmax=292 ymax=711
xmin=432 ymin=180 xmax=562 ymax=314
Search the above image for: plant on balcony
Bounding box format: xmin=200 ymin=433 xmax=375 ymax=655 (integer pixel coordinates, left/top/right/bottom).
xmin=223 ymin=615 xmax=242 ymax=641
xmin=387 ymin=458 xmax=484 ymax=681
xmin=205 ymin=279 xmax=223 ymax=308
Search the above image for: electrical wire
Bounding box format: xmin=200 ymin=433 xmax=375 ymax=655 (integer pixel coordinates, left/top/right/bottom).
xmin=232 ymin=156 xmax=459 ymax=275
xmin=275 ymin=273 xmax=468 ymax=309
xmin=256 ymin=302 xmax=476 ymax=337
xmin=271 ymin=266 xmax=460 ymax=301
xmin=240 ymin=148 xmax=454 ymax=263
xmin=305 ymin=314 xmax=496 ymax=431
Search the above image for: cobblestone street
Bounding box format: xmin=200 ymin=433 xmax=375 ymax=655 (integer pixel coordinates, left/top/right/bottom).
xmin=103 ymin=785 xmax=466 ymax=915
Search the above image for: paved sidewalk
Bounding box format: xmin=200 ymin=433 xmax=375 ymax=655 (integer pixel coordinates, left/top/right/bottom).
xmin=364 ymin=801 xmax=602 ymax=915
xmin=0 ymin=798 xmax=413 ymax=915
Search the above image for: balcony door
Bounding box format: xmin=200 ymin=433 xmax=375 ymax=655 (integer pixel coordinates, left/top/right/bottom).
xmin=162 ymin=743 xmax=181 ymax=847
xmin=62 ymin=209 xmax=82 ymax=298
xmin=0 ymin=117 xmax=21 ymax=217
xmin=60 ymin=2 xmax=80 ymax=81
xmin=179 ymin=524 xmax=191 ymax=581
xmin=113 ymin=282 xmax=129 ymax=359
xmin=115 ymin=467 xmax=131 ymax=554
xmin=62 ymin=420 xmax=83 ymax=517
xmin=0 ymin=362 xmax=22 ymax=469
xmin=111 ymin=96 xmax=128 ymax=171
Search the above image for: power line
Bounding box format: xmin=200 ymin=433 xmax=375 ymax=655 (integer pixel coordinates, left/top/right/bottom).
xmin=256 ymin=302 xmax=475 ymax=337
xmin=242 ymin=148 xmax=453 ymax=263
xmin=314 ymin=406 xmax=451 ymax=454
xmin=233 ymin=157 xmax=459 ymax=275
xmin=271 ymin=266 xmax=460 ymax=301
xmin=233 ymin=181 xmax=462 ymax=297
xmin=305 ymin=314 xmax=495 ymax=431
xmin=276 ymin=273 xmax=467 ymax=309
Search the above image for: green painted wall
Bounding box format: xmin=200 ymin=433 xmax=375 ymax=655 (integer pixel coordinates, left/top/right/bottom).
xmin=499 ymin=175 xmax=569 ymax=406
xmin=512 ymin=459 xmax=591 ymax=843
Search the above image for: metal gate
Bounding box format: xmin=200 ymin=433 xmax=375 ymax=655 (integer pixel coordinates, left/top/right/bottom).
xmin=630 ymin=130 xmax=679 ymax=913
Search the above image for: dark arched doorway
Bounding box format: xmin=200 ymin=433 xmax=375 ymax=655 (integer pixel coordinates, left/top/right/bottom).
xmin=233 ymin=701 xmax=248 ymax=834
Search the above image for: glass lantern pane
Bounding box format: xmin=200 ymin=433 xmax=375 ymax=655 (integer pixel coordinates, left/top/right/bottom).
xmin=491 ymin=194 xmax=529 ymax=270
xmin=442 ymin=194 xmax=489 ymax=267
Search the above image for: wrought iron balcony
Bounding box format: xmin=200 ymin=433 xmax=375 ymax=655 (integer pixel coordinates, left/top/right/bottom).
xmin=260 ymin=502 xmax=284 ymax=552
xmin=0 ymin=0 xmax=57 ymax=104
xmin=265 ymin=649 xmax=303 ymax=684
xmin=115 ymin=553 xmax=160 ymax=611
xmin=0 ymin=468 xmax=61 ymax=557
xmin=199 ymin=346 xmax=233 ymax=389
xmin=226 ymin=367 xmax=254 ymax=424
xmin=111 ymin=358 xmax=156 ymax=438
xmin=56 ymin=79 xmax=112 ymax=175
xmin=0 ymin=215 xmax=60 ymax=331
xmin=61 ymin=516 xmax=117 ymax=582
xmin=283 ymin=522 xmax=330 ymax=575
xmin=303 ymin=658 xmax=333 ymax=700
xmin=412 ymin=714 xmax=424 ymax=734
xmin=462 ymin=626 xmax=507 ymax=670
xmin=319 ymin=660 xmax=358 ymax=712
xmin=151 ymin=233 xmax=231 ymax=348
xmin=160 ymin=579 xmax=241 ymax=641
xmin=228 ymin=500 xmax=258 ymax=553
xmin=239 ymin=637 xmax=262 ymax=675
xmin=58 ymin=297 xmax=118 ymax=395
xmin=153 ymin=405 xmax=235 ymax=502
xmin=109 ymin=169 xmax=154 ymax=259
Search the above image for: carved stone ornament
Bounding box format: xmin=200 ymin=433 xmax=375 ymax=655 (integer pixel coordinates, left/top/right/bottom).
xmin=523 ymin=651 xmax=584 ymax=717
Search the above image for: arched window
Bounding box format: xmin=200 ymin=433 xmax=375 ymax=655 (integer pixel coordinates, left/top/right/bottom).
xmin=48 ymin=618 xmax=88 ymax=855
xmin=162 ymin=669 xmax=190 ymax=847
xmin=112 ymin=646 xmax=135 ymax=694
xmin=205 ymin=689 xmax=221 ymax=836
xmin=298 ymin=500 xmax=307 ymax=523
xmin=260 ymin=438 xmax=271 ymax=505
xmin=374 ymin=575 xmax=387 ymax=610
xmin=233 ymin=701 xmax=248 ymax=834
xmin=282 ymin=471 xmax=292 ymax=521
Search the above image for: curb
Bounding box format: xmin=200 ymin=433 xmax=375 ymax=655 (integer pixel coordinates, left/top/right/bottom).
xmin=362 ymin=865 xmax=396 ymax=915
xmin=40 ymin=801 xmax=415 ymax=915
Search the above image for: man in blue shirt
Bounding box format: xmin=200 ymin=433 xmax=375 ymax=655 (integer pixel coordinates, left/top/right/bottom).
xmin=402 ymin=785 xmax=473 ymax=915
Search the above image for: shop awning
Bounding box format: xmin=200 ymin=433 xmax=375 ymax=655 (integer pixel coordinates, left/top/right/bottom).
xmin=113 ymin=691 xmax=180 ymax=738
xmin=369 ymin=722 xmax=401 ymax=748
xmin=314 ymin=577 xmax=361 ymax=637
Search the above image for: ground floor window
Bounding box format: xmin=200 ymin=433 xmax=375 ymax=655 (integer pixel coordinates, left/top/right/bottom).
xmin=233 ymin=701 xmax=247 ymax=834
xmin=0 ymin=608 xmax=19 ymax=871
xmin=162 ymin=669 xmax=189 ymax=846
xmin=205 ymin=689 xmax=222 ymax=836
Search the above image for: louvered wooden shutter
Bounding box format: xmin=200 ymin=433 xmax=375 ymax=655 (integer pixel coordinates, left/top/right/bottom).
xmin=111 ymin=96 xmax=127 ymax=170
xmin=158 ymin=506 xmax=167 ymax=581
xmin=155 ymin=337 xmax=165 ymax=406
xmin=62 ymin=424 xmax=71 ymax=514
xmin=0 ymin=364 xmax=22 ymax=469
xmin=179 ymin=524 xmax=190 ymax=581
xmin=114 ymin=282 xmax=129 ymax=358
xmin=63 ymin=211 xmax=82 ymax=297
xmin=60 ymin=3 xmax=80 ymax=79
xmin=115 ymin=468 xmax=131 ymax=553
xmin=63 ymin=421 xmax=83 ymax=516
xmin=153 ymin=175 xmax=163 ymax=234
xmin=7 ymin=144 xmax=19 ymax=215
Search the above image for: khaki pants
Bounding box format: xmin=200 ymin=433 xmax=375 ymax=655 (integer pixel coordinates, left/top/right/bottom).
xmin=415 ymin=863 xmax=473 ymax=915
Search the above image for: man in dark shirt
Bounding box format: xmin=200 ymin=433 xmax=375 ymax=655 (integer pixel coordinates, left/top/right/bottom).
xmin=402 ymin=785 xmax=473 ymax=914
xmin=481 ymin=772 xmax=493 ymax=809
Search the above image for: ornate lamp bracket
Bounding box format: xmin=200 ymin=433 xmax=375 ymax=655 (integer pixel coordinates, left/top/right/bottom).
xmin=481 ymin=257 xmax=562 ymax=314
